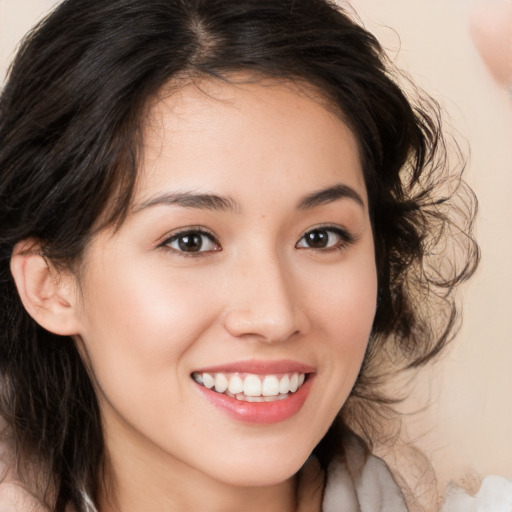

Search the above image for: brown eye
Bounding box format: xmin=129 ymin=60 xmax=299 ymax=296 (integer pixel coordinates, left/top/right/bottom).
xmin=178 ymin=233 xmax=203 ymax=252
xmin=303 ymin=229 xmax=330 ymax=249
xmin=165 ymin=230 xmax=220 ymax=254
xmin=296 ymin=226 xmax=353 ymax=250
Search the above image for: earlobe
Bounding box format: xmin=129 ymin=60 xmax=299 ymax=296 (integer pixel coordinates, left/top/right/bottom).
xmin=10 ymin=240 xmax=82 ymax=336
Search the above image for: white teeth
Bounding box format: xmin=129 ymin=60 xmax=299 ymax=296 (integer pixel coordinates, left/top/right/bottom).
xmin=202 ymin=373 xmax=215 ymax=389
xmin=214 ymin=373 xmax=228 ymax=393
xmin=262 ymin=375 xmax=280 ymax=396
xmin=290 ymin=373 xmax=299 ymax=393
xmin=192 ymin=371 xmax=308 ymax=401
xmin=243 ymin=374 xmax=262 ymax=397
xmin=279 ymin=375 xmax=290 ymax=394
xmin=244 ymin=395 xmax=264 ymax=402
xmin=228 ymin=375 xmax=244 ymax=395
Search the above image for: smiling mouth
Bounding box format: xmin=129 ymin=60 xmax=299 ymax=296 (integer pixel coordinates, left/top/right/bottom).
xmin=191 ymin=371 xmax=307 ymax=402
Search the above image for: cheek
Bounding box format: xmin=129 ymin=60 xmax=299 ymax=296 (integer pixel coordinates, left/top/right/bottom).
xmin=73 ymin=258 xmax=229 ymax=446
xmin=307 ymin=249 xmax=377 ymax=332
xmin=75 ymin=257 xmax=219 ymax=388
xmin=305 ymin=249 xmax=377 ymax=381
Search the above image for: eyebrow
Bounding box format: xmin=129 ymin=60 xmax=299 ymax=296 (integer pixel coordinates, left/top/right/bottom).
xmin=134 ymin=192 xmax=240 ymax=213
xmin=134 ymin=183 xmax=364 ymax=214
xmin=297 ymin=183 xmax=365 ymax=210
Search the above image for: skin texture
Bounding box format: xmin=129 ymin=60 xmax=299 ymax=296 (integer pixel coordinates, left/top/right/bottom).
xmin=26 ymin=80 xmax=378 ymax=511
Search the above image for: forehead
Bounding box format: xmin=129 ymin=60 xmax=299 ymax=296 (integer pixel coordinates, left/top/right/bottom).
xmin=137 ymin=77 xmax=367 ymax=209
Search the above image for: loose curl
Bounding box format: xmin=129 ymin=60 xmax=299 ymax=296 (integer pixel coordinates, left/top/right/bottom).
xmin=0 ymin=0 xmax=478 ymax=510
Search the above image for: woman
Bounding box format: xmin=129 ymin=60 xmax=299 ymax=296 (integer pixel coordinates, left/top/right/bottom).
xmin=0 ymin=0 xmax=478 ymax=510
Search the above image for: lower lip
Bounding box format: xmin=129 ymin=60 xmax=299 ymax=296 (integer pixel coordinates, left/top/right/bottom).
xmin=194 ymin=376 xmax=314 ymax=425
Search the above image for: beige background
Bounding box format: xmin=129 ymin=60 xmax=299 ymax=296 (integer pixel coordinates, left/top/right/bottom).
xmin=349 ymin=0 xmax=512 ymax=491
xmin=1 ymin=0 xmax=511 ymax=498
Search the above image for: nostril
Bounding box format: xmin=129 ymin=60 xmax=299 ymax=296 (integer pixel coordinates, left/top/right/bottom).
xmin=222 ymin=307 xmax=306 ymax=344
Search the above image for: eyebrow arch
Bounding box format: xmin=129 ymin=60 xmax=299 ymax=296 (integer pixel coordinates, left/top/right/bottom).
xmin=134 ymin=191 xmax=240 ymax=213
xmin=297 ymin=183 xmax=365 ymax=210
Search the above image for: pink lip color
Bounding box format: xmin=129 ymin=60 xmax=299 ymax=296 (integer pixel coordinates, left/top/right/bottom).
xmin=192 ymin=361 xmax=315 ymax=424
xmin=195 ymin=379 xmax=313 ymax=424
xmin=193 ymin=359 xmax=315 ymax=375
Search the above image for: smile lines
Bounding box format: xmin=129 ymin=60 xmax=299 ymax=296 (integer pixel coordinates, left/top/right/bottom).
xmin=192 ymin=372 xmax=307 ymax=402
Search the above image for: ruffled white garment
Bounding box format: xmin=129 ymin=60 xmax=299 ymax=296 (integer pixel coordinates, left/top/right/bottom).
xmin=442 ymin=475 xmax=512 ymax=512
xmin=322 ymin=433 xmax=408 ymax=512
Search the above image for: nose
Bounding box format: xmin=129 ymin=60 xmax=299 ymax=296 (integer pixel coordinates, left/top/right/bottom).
xmin=222 ymin=253 xmax=309 ymax=344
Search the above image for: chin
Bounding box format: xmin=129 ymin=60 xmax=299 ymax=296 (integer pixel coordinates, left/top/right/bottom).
xmin=218 ymin=464 xmax=302 ymax=488
xmin=202 ymin=444 xmax=312 ymax=488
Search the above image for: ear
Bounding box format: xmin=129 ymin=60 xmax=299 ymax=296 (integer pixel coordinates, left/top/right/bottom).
xmin=10 ymin=240 xmax=82 ymax=336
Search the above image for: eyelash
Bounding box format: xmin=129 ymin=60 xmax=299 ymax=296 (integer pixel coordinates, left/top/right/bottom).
xmin=159 ymin=225 xmax=356 ymax=258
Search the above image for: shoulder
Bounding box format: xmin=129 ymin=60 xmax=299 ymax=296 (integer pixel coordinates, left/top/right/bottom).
xmin=322 ymin=433 xmax=409 ymax=512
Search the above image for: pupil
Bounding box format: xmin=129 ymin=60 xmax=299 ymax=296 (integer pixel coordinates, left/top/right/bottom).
xmin=307 ymin=230 xmax=328 ymax=248
xmin=178 ymin=234 xmax=202 ymax=252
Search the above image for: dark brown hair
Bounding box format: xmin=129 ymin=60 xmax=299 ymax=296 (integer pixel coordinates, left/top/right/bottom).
xmin=0 ymin=0 xmax=478 ymax=509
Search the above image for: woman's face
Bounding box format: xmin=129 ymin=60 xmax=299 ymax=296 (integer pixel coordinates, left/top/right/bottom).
xmin=71 ymin=79 xmax=377 ymax=489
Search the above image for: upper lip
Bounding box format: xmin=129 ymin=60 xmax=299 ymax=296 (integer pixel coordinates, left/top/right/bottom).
xmin=192 ymin=359 xmax=315 ymax=375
